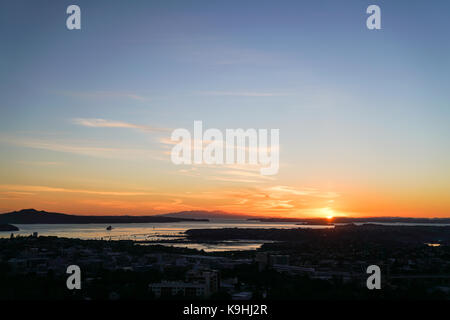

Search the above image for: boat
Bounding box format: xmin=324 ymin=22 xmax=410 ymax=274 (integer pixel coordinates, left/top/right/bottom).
xmin=106 ymin=225 xmax=113 ymax=231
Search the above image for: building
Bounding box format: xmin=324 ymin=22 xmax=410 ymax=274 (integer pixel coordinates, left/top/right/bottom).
xmin=232 ymin=291 xmax=253 ymax=300
xmin=149 ymin=267 xmax=220 ymax=298
xmin=273 ymin=264 xmax=315 ymax=275
xmin=256 ymin=253 xmax=290 ymax=271
xmin=270 ymin=255 xmax=290 ymax=266
xmin=186 ymin=268 xmax=219 ymax=296
xmin=149 ymin=281 xmax=207 ymax=297
xmin=255 ymin=252 xmax=269 ymax=271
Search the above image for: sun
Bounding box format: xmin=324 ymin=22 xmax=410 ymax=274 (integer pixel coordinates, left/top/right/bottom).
xmin=321 ymin=207 xmax=334 ymax=220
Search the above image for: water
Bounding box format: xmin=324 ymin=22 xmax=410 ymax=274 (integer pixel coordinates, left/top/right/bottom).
xmin=0 ymin=219 xmax=331 ymax=252
xmin=138 ymin=240 xmax=274 ymax=252
xmin=2 ymin=220 xmax=447 ymax=252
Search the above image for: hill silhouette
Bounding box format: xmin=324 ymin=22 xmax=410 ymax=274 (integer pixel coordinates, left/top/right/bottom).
xmin=0 ymin=209 xmax=208 ymax=224
xmin=160 ymin=210 xmax=256 ymax=220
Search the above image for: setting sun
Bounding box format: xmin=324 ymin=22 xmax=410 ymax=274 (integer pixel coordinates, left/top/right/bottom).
xmin=320 ymin=208 xmax=335 ymax=220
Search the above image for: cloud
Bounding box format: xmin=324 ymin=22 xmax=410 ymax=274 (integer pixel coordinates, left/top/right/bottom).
xmin=18 ymin=161 xmax=63 ymax=166
xmin=267 ymin=185 xmax=340 ymax=199
xmin=72 ymin=118 xmax=169 ymax=133
xmin=0 ymin=183 xmax=342 ymax=217
xmin=0 ymin=118 xmax=170 ymax=161
xmin=198 ymin=91 xmax=288 ymax=97
xmin=209 ymin=185 xmax=341 ymax=216
xmin=204 ymin=169 xmax=274 ymax=184
xmin=0 ymin=185 xmax=152 ymax=196
xmin=0 ymin=184 xmax=231 ymax=201
xmin=206 ymin=176 xmax=267 ymax=184
xmin=1 ymin=136 xmax=161 ymax=160
xmin=60 ymin=90 xmax=152 ymax=102
xmin=267 ymin=185 xmax=315 ymax=196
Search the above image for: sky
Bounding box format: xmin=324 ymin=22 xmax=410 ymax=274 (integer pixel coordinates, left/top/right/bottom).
xmin=0 ymin=0 xmax=449 ymax=218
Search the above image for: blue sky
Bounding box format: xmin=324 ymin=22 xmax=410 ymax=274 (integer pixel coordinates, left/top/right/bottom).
xmin=0 ymin=0 xmax=449 ymax=216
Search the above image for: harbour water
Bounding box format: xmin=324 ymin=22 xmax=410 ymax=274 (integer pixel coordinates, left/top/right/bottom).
xmin=2 ymin=220 xmax=448 ymax=252
xmin=0 ymin=219 xmax=331 ymax=251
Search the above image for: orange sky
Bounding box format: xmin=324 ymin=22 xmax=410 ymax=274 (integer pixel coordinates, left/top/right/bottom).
xmin=1 ymin=163 xmax=449 ymax=218
xmin=0 ymin=130 xmax=449 ymax=218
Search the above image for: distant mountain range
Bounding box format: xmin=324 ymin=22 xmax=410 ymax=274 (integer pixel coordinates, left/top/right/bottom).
xmin=160 ymin=210 xmax=256 ymax=220
xmin=0 ymin=209 xmax=209 ymax=224
xmin=2 ymin=209 xmax=447 ymax=225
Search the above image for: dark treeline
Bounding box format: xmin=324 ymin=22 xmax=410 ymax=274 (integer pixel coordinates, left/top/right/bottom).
xmin=185 ymin=224 xmax=450 ymax=245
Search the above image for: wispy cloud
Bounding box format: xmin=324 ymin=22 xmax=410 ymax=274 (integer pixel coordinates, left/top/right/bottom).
xmin=198 ymin=91 xmax=288 ymax=97
xmin=0 ymin=184 xmax=232 ymax=202
xmin=60 ymin=90 xmax=152 ymax=102
xmin=267 ymin=185 xmax=315 ymax=196
xmin=72 ymin=118 xmax=169 ymax=133
xmin=0 ymin=136 xmax=161 ymax=160
xmin=206 ymin=176 xmax=267 ymax=184
xmin=267 ymin=185 xmax=340 ymax=199
xmin=0 ymin=183 xmax=341 ymax=217
xmin=0 ymin=185 xmax=158 ymax=197
xmin=18 ymin=161 xmax=63 ymax=166
xmin=204 ymin=169 xmax=274 ymax=184
xmin=208 ymin=185 xmax=341 ymax=216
